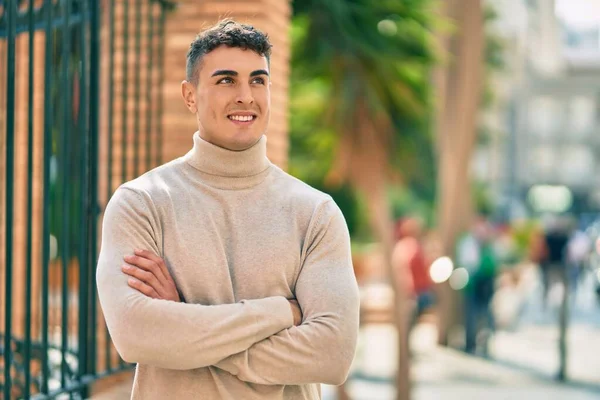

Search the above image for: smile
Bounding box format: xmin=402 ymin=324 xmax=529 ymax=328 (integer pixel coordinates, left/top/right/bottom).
xmin=228 ymin=115 xmax=256 ymax=122
xmin=227 ymin=112 xmax=257 ymax=125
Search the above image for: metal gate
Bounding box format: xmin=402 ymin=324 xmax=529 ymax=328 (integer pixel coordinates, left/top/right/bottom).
xmin=0 ymin=0 xmax=172 ymax=398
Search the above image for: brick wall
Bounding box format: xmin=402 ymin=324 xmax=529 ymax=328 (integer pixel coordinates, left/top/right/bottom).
xmin=161 ymin=0 xmax=292 ymax=168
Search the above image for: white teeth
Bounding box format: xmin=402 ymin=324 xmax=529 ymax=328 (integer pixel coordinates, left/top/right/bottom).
xmin=229 ymin=115 xmax=254 ymax=122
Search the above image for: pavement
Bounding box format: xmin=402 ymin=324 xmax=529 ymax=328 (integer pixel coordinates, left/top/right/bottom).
xmin=321 ymin=322 xmax=600 ymax=400
xmin=320 ymin=266 xmax=600 ymax=400
xmin=490 ymin=264 xmax=600 ymax=386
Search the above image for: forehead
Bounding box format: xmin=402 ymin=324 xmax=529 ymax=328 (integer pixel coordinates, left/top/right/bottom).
xmin=199 ymin=46 xmax=269 ymax=76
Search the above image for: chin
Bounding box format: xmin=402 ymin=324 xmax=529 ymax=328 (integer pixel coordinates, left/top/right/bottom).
xmin=228 ymin=132 xmax=263 ymax=150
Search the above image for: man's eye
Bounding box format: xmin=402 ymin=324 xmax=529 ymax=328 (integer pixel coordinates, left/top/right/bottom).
xmin=251 ymin=77 xmax=265 ymax=85
xmin=218 ymin=77 xmax=234 ymax=84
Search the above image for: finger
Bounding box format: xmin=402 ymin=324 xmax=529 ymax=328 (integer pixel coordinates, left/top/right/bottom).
xmin=130 ymin=250 xmax=171 ymax=280
xmin=127 ymin=278 xmax=159 ymax=299
xmin=122 ymin=265 xmax=165 ymax=296
xmin=133 ymin=249 xmax=174 ymax=283
xmin=124 ymin=253 xmax=169 ymax=284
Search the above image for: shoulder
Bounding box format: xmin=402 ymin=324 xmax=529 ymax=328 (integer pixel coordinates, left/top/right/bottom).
xmin=268 ymin=166 xmax=334 ymax=208
xmin=267 ymin=166 xmax=347 ymax=233
xmin=108 ymin=158 xmax=186 ymax=211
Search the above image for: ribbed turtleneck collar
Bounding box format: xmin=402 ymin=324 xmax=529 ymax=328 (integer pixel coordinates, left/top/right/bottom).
xmin=183 ymin=132 xmax=272 ymax=190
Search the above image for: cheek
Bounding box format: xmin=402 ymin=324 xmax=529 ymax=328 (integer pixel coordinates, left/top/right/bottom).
xmin=256 ymin=89 xmax=270 ymax=112
xmin=199 ymin=90 xmax=227 ymax=121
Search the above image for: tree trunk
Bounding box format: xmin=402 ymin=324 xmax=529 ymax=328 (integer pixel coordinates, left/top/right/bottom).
xmin=361 ymin=182 xmax=411 ymax=400
xmin=434 ymin=0 xmax=484 ymax=344
xmin=331 ymin=97 xmax=411 ymax=398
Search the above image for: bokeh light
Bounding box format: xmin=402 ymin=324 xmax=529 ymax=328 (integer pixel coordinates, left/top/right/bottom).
xmin=449 ymin=267 xmax=470 ymax=290
xmin=429 ymin=257 xmax=454 ymax=283
xmin=377 ymin=19 xmax=397 ymax=36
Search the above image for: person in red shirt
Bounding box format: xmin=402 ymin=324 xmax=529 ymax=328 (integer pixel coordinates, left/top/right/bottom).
xmin=393 ymin=217 xmax=436 ymax=324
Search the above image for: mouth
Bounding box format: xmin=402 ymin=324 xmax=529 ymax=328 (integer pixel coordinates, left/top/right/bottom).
xmin=227 ymin=112 xmax=258 ymax=125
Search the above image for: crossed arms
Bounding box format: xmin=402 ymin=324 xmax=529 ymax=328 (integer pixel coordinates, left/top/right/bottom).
xmin=96 ymin=186 xmax=360 ymax=385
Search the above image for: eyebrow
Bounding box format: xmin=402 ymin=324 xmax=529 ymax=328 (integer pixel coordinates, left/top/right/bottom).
xmin=250 ymin=69 xmax=269 ymax=77
xmin=211 ymin=69 xmax=269 ymax=78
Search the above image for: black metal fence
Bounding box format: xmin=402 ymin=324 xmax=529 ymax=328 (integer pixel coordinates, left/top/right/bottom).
xmin=0 ymin=1 xmax=171 ymax=398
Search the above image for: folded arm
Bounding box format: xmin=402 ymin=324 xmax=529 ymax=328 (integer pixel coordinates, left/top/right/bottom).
xmin=96 ymin=186 xmax=293 ymax=370
xmin=215 ymin=200 xmax=360 ymax=385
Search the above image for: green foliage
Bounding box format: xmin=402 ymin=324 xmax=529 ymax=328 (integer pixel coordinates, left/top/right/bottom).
xmin=288 ymin=0 xmax=440 ymax=240
xmin=481 ymin=5 xmax=506 ymax=108
xmin=387 ymin=185 xmax=435 ymax=226
xmin=49 ymin=28 xmax=88 ymax=261
xmin=473 ymin=181 xmax=495 ymax=217
xmin=510 ymin=219 xmax=542 ymax=260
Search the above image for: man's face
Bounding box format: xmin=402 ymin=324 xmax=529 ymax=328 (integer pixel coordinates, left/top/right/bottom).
xmin=182 ymin=46 xmax=271 ymax=151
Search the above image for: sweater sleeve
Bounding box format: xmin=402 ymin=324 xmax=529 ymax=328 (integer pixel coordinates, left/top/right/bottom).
xmin=214 ymin=200 xmax=360 ymax=385
xmin=96 ymin=186 xmax=294 ymax=370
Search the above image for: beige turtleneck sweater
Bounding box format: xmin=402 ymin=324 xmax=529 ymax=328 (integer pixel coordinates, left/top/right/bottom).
xmin=96 ymin=133 xmax=360 ymax=400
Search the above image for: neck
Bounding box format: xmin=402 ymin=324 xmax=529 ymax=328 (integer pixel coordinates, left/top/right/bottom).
xmin=183 ymin=132 xmax=271 ymax=189
xmin=198 ymin=132 xmax=261 ymax=152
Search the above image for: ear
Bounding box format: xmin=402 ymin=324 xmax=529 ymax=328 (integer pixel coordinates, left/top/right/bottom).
xmin=181 ymin=80 xmax=197 ymax=113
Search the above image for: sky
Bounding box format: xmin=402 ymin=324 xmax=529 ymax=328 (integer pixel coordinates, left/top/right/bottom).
xmin=555 ymin=0 xmax=600 ymax=29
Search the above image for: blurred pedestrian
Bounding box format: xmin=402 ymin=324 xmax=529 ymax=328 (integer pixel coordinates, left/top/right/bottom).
xmin=393 ymin=217 xmax=436 ymax=327
xmin=540 ymin=216 xmax=570 ymax=308
xmin=566 ymin=227 xmax=592 ymax=295
xmin=540 ymin=215 xmax=574 ymax=380
xmin=457 ymin=217 xmax=498 ymax=355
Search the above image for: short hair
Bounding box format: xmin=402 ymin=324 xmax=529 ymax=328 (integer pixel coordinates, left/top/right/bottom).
xmin=186 ymin=19 xmax=272 ymax=84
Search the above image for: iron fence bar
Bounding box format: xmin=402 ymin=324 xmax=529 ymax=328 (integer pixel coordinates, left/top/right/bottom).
xmin=77 ymin=0 xmax=90 ymax=395
xmin=119 ymin=0 xmax=130 ymax=368
xmin=106 ymin=0 xmax=116 ymax=372
xmin=24 ymin=0 xmax=36 ymax=398
xmin=133 ymin=0 xmax=141 ymax=177
xmin=3 ymin=0 xmax=17 ymax=397
xmin=41 ymin=0 xmax=54 ymax=394
xmin=121 ymin=0 xmax=130 ymax=187
xmin=88 ymin=0 xmax=101 ymax=378
xmin=145 ymin=2 xmax=154 ymax=171
xmin=156 ymin=6 xmax=165 ymax=166
xmin=60 ymin=0 xmax=72 ymax=389
xmin=106 ymin=0 xmax=115 ymax=200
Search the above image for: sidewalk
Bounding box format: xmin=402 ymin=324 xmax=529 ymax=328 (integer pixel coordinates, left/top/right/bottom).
xmin=321 ymin=323 xmax=600 ymax=400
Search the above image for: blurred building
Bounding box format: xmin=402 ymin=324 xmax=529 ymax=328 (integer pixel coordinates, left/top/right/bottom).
xmin=475 ymin=0 xmax=600 ymax=219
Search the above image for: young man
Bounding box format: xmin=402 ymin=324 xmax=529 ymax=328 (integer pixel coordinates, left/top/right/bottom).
xmin=96 ymin=20 xmax=360 ymax=400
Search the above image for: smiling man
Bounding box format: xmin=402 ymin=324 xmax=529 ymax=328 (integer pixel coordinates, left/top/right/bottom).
xmin=96 ymin=19 xmax=360 ymax=400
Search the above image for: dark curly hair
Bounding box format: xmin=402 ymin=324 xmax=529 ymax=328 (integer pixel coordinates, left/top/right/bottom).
xmin=186 ymin=19 xmax=272 ymax=84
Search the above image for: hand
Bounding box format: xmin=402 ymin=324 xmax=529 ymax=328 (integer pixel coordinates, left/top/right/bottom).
xmin=288 ymin=299 xmax=303 ymax=326
xmin=122 ymin=249 xmax=181 ymax=302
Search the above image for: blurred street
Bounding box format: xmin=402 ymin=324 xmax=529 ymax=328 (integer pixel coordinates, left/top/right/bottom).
xmin=321 ymin=265 xmax=600 ymax=400
xmin=5 ymin=0 xmax=600 ymax=398
xmin=491 ymin=264 xmax=600 ymax=386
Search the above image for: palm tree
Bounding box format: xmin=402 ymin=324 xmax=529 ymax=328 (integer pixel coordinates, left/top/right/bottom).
xmin=290 ymin=1 xmax=439 ymax=398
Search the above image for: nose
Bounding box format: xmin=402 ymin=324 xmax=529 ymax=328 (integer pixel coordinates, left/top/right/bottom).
xmin=235 ymin=83 xmax=254 ymax=105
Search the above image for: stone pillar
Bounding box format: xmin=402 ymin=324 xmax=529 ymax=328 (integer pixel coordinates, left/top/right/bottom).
xmin=161 ymin=0 xmax=292 ymax=169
